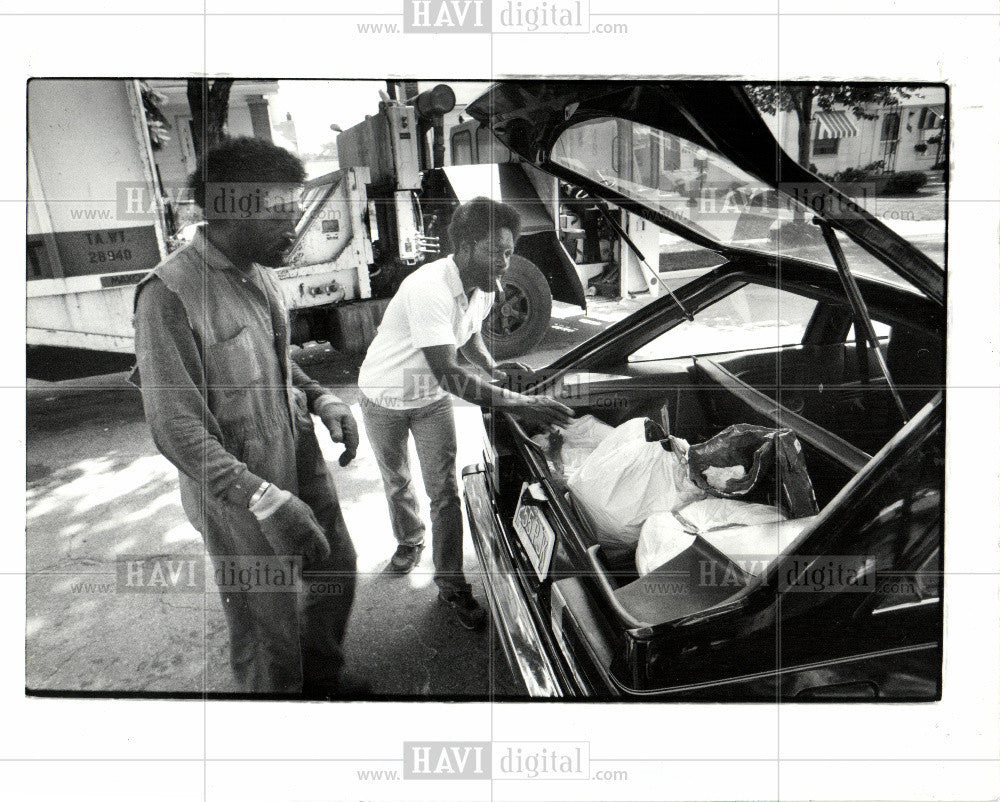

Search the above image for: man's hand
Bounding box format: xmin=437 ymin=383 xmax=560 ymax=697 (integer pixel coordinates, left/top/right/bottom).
xmin=493 ymin=360 xmax=535 ymax=388
xmin=250 ymin=484 xmax=331 ymax=563
xmin=496 ymin=360 xmax=533 ymax=375
xmin=508 ymin=395 xmax=575 ymax=430
xmin=315 ymin=397 xmax=360 ymax=466
xmin=422 ymin=343 xmax=566 ymax=428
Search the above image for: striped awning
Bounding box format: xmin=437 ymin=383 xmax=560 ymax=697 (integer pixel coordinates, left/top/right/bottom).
xmin=812 ymin=110 xmax=858 ymax=139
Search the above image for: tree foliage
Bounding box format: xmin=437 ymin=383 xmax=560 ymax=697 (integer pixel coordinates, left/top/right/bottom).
xmin=138 ymin=80 xmax=171 ymax=151
xmin=744 ymin=84 xmax=908 ymax=168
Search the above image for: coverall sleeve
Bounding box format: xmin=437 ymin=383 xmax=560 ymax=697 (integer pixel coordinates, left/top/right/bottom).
xmin=290 ymin=361 xmax=344 ymax=412
xmin=133 ymin=276 xmax=266 ymax=508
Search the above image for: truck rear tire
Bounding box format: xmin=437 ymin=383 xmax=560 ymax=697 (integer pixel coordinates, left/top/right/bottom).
xmin=484 ymin=255 xmax=552 ymax=359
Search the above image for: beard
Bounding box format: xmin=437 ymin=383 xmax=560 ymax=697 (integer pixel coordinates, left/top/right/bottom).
xmin=469 ymin=253 xmax=503 ymax=292
xmin=250 ymin=232 xmax=296 ymax=267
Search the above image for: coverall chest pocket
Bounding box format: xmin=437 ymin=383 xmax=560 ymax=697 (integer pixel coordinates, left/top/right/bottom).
xmin=205 ymin=327 xmax=265 ymax=425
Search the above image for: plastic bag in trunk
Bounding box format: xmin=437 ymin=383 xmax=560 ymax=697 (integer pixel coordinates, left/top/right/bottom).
xmin=670 ymin=424 xmax=819 ymax=518
xmin=636 ymin=498 xmax=788 ymax=575
xmin=531 ymin=414 xmax=616 ymax=479
xmin=636 ymin=496 xmax=818 ymax=577
xmin=568 ymin=418 xmax=706 ymax=547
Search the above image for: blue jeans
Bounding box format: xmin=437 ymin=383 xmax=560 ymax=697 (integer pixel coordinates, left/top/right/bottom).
xmin=360 ymin=394 xmax=469 ymax=593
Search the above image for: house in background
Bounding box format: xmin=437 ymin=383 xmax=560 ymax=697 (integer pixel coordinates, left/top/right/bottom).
xmin=272 ymin=111 xmax=299 ymax=154
xmin=301 ymin=142 xmax=340 ymax=180
xmin=147 ymin=80 xmax=283 ymax=183
xmin=145 ymin=80 xmax=295 ymax=234
xmin=759 ymin=86 xmax=946 ymax=176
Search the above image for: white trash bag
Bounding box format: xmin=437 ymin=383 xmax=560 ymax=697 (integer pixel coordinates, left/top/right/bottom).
xmin=635 ymin=496 xmax=799 ymax=576
xmin=568 ymin=418 xmax=706 ymax=547
xmin=673 ymin=497 xmax=787 ymax=533
xmin=530 ymin=414 xmax=615 ymax=478
xmin=634 ymin=512 xmax=698 ymax=576
xmin=698 ymin=515 xmax=817 ymax=577
xmin=635 ymin=497 xmax=785 ymax=576
xmin=557 ymin=414 xmax=616 ymax=479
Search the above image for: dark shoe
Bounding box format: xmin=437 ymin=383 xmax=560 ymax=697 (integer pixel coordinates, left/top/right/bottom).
xmin=389 ymin=542 xmax=424 ymax=573
xmin=438 ymin=588 xmax=487 ymax=630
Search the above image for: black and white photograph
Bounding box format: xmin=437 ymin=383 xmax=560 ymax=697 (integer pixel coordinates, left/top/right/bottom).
xmin=7 ymin=2 xmax=1000 ymax=801
xmin=26 ymin=76 xmax=949 ymax=700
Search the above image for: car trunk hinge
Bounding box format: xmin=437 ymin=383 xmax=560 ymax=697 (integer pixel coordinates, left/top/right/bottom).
xmin=589 ymin=196 xmax=695 ymax=321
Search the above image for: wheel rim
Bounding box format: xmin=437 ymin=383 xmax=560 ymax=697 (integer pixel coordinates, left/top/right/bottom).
xmin=486 ymin=281 xmax=531 ymax=338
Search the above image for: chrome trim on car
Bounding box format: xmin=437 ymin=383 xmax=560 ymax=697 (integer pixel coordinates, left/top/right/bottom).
xmin=462 ymin=466 xmax=564 ymax=697
xmin=871 ymin=596 xmax=940 ymax=616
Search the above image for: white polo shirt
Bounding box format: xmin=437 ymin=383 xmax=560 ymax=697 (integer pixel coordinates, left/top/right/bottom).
xmin=358 ymin=255 xmax=495 ymax=409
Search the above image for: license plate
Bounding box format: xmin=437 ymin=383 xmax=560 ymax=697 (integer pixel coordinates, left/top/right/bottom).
xmin=512 ymin=483 xmax=555 ymax=581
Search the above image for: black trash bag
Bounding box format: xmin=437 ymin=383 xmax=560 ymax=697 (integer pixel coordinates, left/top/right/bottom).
xmin=668 ymin=424 xmax=819 ymax=519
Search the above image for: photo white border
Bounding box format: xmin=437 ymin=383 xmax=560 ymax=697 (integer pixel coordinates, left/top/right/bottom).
xmin=4 ymin=1 xmax=998 ymax=800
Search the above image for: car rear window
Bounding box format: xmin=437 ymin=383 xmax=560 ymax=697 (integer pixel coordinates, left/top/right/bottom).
xmin=628 ymin=285 xmax=818 ymax=362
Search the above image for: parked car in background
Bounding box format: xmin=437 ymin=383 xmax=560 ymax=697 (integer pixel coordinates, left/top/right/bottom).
xmin=461 ymin=81 xmax=945 ymax=699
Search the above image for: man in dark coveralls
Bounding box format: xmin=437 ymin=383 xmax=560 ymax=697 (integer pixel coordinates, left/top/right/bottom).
xmin=132 ymin=137 xmax=360 ymax=696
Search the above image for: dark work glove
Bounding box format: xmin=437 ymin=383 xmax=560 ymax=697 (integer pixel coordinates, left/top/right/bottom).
xmin=315 ymin=397 xmax=360 ymax=466
xmin=250 ymin=484 xmax=331 ymax=563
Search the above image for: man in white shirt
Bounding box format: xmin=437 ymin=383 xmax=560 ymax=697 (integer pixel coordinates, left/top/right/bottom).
xmin=358 ymin=197 xmax=572 ymax=628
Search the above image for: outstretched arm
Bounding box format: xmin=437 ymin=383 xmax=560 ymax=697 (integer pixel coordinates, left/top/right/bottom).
xmin=422 ymin=344 xmax=573 ymax=429
xmin=458 ymin=331 xmax=497 ymax=376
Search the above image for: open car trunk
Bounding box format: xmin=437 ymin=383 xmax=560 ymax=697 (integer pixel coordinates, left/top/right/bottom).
xmin=498 ymin=330 xmax=943 ymax=696
xmin=463 ymin=80 xmax=945 ymax=699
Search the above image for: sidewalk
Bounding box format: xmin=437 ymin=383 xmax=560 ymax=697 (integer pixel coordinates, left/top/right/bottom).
xmin=26 ymin=370 xmax=517 ymax=697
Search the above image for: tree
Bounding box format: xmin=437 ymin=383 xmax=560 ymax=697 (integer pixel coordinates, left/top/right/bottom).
xmin=138 ymin=80 xmax=171 ymax=151
xmin=744 ymin=84 xmax=906 ymax=170
xmin=186 ymin=78 xmax=234 ymax=158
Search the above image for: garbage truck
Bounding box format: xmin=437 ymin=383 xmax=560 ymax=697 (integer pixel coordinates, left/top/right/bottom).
xmin=26 ymin=79 xmax=587 ymax=378
xmin=27 ymin=79 xmax=172 ymax=378
xmin=286 ymin=81 xmax=587 ymax=358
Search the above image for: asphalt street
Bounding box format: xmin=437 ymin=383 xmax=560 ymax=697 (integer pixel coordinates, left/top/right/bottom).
xmin=26 ymin=369 xmax=516 ymax=697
